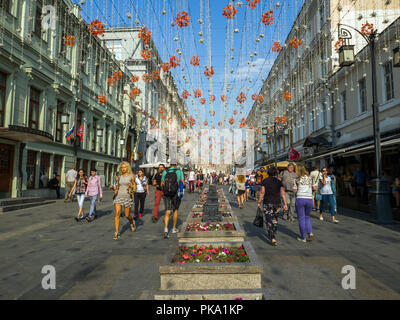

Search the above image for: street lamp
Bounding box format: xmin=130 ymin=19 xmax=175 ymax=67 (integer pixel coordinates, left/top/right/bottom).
xmin=338 ymin=45 xmax=355 ymax=67
xmin=119 ymin=139 xmax=125 ymax=162
xmin=337 ymin=23 xmax=393 ymax=224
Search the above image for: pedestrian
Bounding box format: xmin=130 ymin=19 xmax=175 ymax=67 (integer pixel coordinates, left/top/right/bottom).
xmin=40 ymin=172 xmax=48 ymax=189
xmin=255 ymin=169 xmax=263 ymax=202
xmin=85 ymin=168 xmax=103 ymax=222
xmin=260 ymin=167 xmax=268 ymax=181
xmin=319 ymin=167 xmax=339 ymax=223
xmin=293 ymin=165 xmax=316 ymax=243
xmin=48 ymin=174 xmax=61 ymax=199
xmin=328 ymin=168 xmax=337 ymax=214
xmin=188 ymin=168 xmax=195 ymax=193
xmin=234 ymin=174 xmax=246 ymax=209
xmin=353 ymin=166 xmax=367 ymax=202
xmin=310 ymin=166 xmax=320 ymax=210
xmin=245 ymin=176 xmax=250 ymax=202
xmin=152 ymin=164 xmax=165 ymax=223
xmin=113 ymin=161 xmax=136 ymax=240
xmin=197 ymin=169 xmax=205 ymax=193
xmin=258 ymin=167 xmax=288 ymax=246
xmin=69 ymin=169 xmax=88 ymax=222
xmin=64 ymin=165 xmax=77 ymax=202
xmin=391 ymin=177 xmax=400 ymax=208
xmin=134 ymin=168 xmax=149 ymax=220
xmin=279 ymin=163 xmax=297 ymax=221
xmin=161 ymin=162 xmax=185 ymax=239
xmin=343 ymin=169 xmax=354 ymax=196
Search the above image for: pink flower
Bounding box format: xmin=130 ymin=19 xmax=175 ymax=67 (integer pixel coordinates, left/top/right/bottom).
xmin=182 ymin=254 xmax=189 ymax=260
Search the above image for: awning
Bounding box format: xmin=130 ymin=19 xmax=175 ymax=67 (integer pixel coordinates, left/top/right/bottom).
xmin=0 ymin=125 xmax=53 ymax=142
xmin=139 ymin=162 xmax=170 ymax=168
xmin=303 ymin=136 xmax=330 ymax=147
xmin=305 ymin=136 xmax=400 ymax=161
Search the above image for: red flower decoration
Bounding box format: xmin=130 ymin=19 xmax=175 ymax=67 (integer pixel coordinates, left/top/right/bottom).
xmin=131 ymin=75 xmax=139 ymax=82
xmin=194 ymin=89 xmax=202 ymax=98
xmin=272 ymin=42 xmax=282 ymax=53
xmin=261 ymin=10 xmax=273 ymax=25
xmin=236 ymin=92 xmax=246 ymax=104
xmin=221 ymin=94 xmax=227 ymax=102
xmin=141 ymin=49 xmax=152 ymax=61
xmin=175 ymin=11 xmax=190 ymax=27
xmin=128 ymin=88 xmax=140 ymax=100
xmin=190 ymin=56 xmax=200 ymax=67
xmin=182 ymin=90 xmax=190 ymax=99
xmin=62 ymin=35 xmax=75 ymax=47
xmin=151 ymin=70 xmax=160 ymax=80
xmin=204 ymin=66 xmax=215 ymax=79
xmin=169 ymin=55 xmax=180 ymax=68
xmin=162 ymin=62 xmax=172 ymax=73
xmin=222 ymin=4 xmax=238 ymax=19
xmin=88 ymin=20 xmax=105 ymax=37
xmin=200 ymin=98 xmax=206 ymax=105
xmin=290 ymin=37 xmax=301 ymax=49
xmin=98 ymin=94 xmax=107 ymax=103
xmin=361 ymin=22 xmax=374 ymax=36
xmin=138 ymin=27 xmax=152 ymax=44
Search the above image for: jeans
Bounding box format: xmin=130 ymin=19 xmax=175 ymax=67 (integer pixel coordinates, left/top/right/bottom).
xmin=284 ymin=191 xmax=296 ymax=219
xmin=295 ymin=198 xmax=313 ymax=239
xmin=189 ymin=180 xmax=194 ymax=193
xmin=76 ymin=194 xmax=85 ymax=209
xmin=263 ymin=203 xmax=280 ymax=241
xmin=134 ymin=192 xmax=146 ymax=217
xmin=320 ymin=194 xmax=335 ymax=217
xmin=88 ymin=194 xmax=98 ymax=218
xmin=153 ymin=189 xmax=163 ymax=219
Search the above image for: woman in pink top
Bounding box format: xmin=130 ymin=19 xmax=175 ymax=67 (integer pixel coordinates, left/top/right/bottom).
xmin=85 ymin=168 xmax=103 ymax=222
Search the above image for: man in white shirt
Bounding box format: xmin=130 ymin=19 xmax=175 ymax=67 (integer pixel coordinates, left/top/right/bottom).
xmin=65 ymin=165 xmax=77 ymax=202
xmin=188 ymin=168 xmax=195 ymax=193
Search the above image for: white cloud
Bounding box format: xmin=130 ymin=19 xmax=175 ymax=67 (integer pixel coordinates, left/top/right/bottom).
xmin=231 ymin=58 xmax=274 ymax=80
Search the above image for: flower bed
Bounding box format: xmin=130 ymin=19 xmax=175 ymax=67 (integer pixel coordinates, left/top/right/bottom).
xmin=192 ymin=212 xmax=203 ymax=218
xmin=172 ymin=244 xmax=250 ymax=264
xmin=191 ymin=212 xmax=232 ymax=218
xmin=221 ymin=211 xmax=232 ymax=217
xmin=186 ymin=222 xmax=235 ymax=231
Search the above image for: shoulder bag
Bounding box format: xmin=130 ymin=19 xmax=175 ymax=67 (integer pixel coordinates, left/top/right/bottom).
xmin=253 ymin=207 xmax=264 ymax=228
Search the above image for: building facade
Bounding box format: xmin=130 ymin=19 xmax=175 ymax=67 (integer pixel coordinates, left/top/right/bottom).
xmin=0 ymin=0 xmax=187 ymax=198
xmin=248 ymin=0 xmax=400 ymax=172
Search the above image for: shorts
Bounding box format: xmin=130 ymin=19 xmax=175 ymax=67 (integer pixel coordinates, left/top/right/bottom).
xmin=163 ymin=194 xmax=181 ymax=211
xmin=256 ymin=185 xmax=261 ymax=192
xmin=237 ymin=190 xmax=246 ymax=196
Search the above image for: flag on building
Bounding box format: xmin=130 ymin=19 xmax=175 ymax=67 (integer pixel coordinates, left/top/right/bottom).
xmin=290 ymin=147 xmax=300 ymax=160
xmin=76 ymin=124 xmax=84 ymax=143
xmin=65 ymin=124 xmax=75 ymax=141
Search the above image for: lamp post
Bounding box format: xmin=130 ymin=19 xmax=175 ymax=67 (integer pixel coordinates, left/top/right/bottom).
xmin=337 ymin=23 xmax=393 ymax=224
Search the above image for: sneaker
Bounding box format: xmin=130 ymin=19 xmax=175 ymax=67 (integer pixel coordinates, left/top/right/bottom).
xmin=307 ymin=234 xmax=314 ymax=242
xmin=333 ymin=219 xmax=339 ymax=224
xmin=152 ymin=216 xmax=158 ymax=223
xmin=64 ymin=199 xmax=67 ymax=203
xmin=319 ymin=216 xmax=324 ymax=221
xmin=297 ymin=237 xmax=307 ymax=243
xmin=171 ymin=228 xmax=179 ymax=234
xmin=163 ymin=232 xmax=169 ymax=239
xmin=75 ymin=217 xmax=80 ymax=222
xmin=86 ymin=216 xmax=94 ymax=222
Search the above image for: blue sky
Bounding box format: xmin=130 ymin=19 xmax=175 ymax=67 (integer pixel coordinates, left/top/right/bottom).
xmin=73 ymin=0 xmax=305 ymax=128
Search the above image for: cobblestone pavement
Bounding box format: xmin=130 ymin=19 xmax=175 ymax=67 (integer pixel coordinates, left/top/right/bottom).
xmin=1 ymin=185 xmax=399 ymax=300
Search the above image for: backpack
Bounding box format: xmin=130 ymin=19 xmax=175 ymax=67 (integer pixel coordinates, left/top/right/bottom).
xmin=163 ymin=168 xmax=179 ymax=197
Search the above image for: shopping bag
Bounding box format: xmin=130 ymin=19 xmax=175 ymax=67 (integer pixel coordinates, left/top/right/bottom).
xmin=253 ymin=207 xmax=264 ymax=228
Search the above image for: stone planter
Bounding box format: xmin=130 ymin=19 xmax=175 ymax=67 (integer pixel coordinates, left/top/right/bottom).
xmin=177 ymin=221 xmax=245 ymax=243
xmin=155 ymin=241 xmax=263 ymax=300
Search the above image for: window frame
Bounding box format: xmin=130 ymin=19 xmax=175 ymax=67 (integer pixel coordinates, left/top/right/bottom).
xmin=33 ymin=0 xmax=42 ymax=38
xmin=92 ymin=118 xmax=97 ymax=152
xmin=0 ymin=0 xmax=11 ymax=14
xmin=340 ymin=90 xmax=347 ymax=122
xmin=55 ymin=100 xmax=65 ymax=143
xmin=358 ymin=78 xmax=367 ymax=114
xmin=383 ymin=61 xmax=394 ymax=102
xmin=29 ymin=87 xmax=41 ymax=130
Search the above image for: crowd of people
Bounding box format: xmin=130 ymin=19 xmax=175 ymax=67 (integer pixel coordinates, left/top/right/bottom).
xmin=59 ymin=161 xmax=398 ymax=245
xmin=229 ymin=163 xmax=340 ymax=246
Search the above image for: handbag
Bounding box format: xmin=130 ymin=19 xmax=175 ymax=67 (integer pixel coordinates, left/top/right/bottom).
xmin=253 ymin=207 xmax=264 ymax=228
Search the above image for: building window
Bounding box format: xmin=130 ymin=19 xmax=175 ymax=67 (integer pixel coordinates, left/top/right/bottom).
xmin=0 ymin=0 xmax=10 ymax=13
xmin=53 ymin=155 xmax=63 ymax=176
xmin=55 ymin=100 xmax=64 ymax=142
xmin=92 ymin=118 xmax=97 ymax=152
xmin=0 ymin=71 xmax=6 ymax=127
xmin=383 ymin=61 xmax=394 ymax=101
xmin=95 ymin=64 xmax=100 ymax=84
xmin=29 ymin=87 xmax=40 ymax=130
xmin=33 ymin=1 xmax=42 ymax=37
xmin=340 ymin=91 xmax=347 ymax=122
xmin=105 ymin=40 xmax=123 ymax=61
xmin=80 ymin=49 xmax=87 ymax=74
xmin=105 ymin=124 xmax=110 ymax=154
xmin=359 ymin=78 xmax=367 ymax=113
xmin=115 ymin=129 xmax=119 ymax=156
xmin=319 ymin=0 xmax=325 ymax=29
